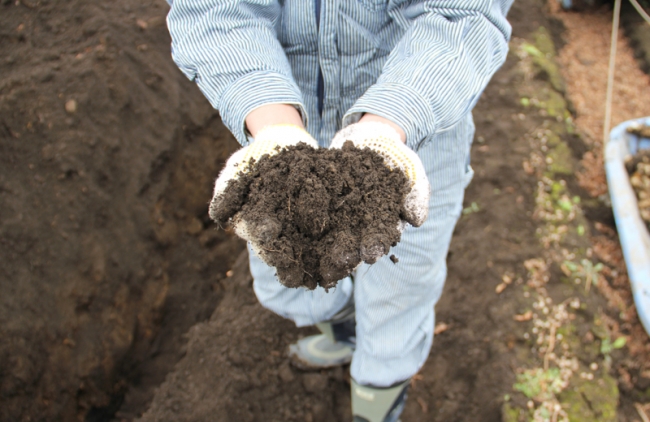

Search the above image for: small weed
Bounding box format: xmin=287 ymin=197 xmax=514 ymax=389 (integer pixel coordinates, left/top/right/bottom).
xmin=514 ymin=368 xmax=565 ymax=401
xmin=521 ymin=42 xmax=544 ymax=58
xmin=462 ymin=202 xmax=480 ymax=215
xmin=561 ymin=259 xmax=603 ymax=291
xmin=601 ymin=336 xmax=626 ymax=355
xmin=600 ymin=335 xmax=626 ymax=370
xmin=557 ymin=197 xmax=573 ymax=212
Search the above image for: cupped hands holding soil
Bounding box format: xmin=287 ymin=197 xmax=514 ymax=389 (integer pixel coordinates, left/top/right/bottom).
xmin=211 ymin=141 xmax=410 ymax=290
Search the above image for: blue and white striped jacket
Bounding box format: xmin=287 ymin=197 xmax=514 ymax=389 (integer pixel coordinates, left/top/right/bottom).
xmin=166 ymin=0 xmax=513 ymax=149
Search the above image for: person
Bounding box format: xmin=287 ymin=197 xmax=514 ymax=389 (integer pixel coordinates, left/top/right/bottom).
xmin=166 ymin=1 xmax=513 ymax=420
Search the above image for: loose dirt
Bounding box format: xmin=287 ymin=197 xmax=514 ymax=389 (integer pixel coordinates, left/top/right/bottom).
xmin=550 ymin=1 xmax=650 ymax=198
xmin=212 ymin=142 xmax=409 ymax=290
xmin=1 ymin=1 xmax=244 ymax=421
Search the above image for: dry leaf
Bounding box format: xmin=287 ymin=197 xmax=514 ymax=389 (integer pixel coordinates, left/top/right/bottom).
xmin=434 ymin=323 xmax=449 ymax=335
xmin=136 ymin=18 xmax=148 ymax=29
xmin=410 ymin=373 xmax=424 ymax=389
xmin=523 ymin=160 xmax=535 ymax=175
xmin=514 ymin=311 xmax=533 ymax=321
xmin=416 ymin=397 xmax=429 ymax=413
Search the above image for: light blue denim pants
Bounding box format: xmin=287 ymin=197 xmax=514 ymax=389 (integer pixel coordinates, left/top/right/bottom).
xmin=250 ymin=115 xmax=475 ymax=387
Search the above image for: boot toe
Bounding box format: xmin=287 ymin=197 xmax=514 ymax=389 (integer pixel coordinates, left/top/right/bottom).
xmin=288 ymin=334 xmax=353 ymax=369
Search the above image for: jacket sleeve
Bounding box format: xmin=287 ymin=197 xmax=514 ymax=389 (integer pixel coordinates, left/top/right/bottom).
xmin=342 ymin=0 xmax=513 ymax=150
xmin=166 ymin=0 xmax=306 ymax=146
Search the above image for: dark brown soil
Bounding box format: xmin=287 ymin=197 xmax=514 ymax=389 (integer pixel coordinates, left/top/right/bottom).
xmin=0 ymin=1 xmax=245 ymax=421
xmin=625 ymin=148 xmax=650 ymax=174
xmin=212 ymin=142 xmax=409 ymax=290
xmin=140 ymin=251 xmax=353 ymax=422
xmin=621 ymin=0 xmax=650 ymax=76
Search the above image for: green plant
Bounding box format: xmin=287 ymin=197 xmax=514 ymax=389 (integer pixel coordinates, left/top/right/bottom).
xmin=557 ymin=197 xmax=573 ymax=211
xmin=522 ymin=42 xmax=544 ymax=58
xmin=514 ymin=368 xmax=565 ymax=401
xmin=600 ymin=336 xmax=626 ymax=355
xmin=599 ymin=335 xmax=626 ymax=371
xmin=462 ymin=201 xmax=480 ymax=215
xmin=562 ymin=259 xmax=604 ymax=291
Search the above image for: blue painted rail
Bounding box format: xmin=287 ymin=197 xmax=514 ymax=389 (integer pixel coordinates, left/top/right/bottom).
xmin=605 ymin=117 xmax=650 ymax=336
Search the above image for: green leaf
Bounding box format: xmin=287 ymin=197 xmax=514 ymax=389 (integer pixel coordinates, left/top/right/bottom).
xmin=600 ymin=338 xmax=613 ymax=355
xmin=557 ymin=198 xmax=573 ymax=211
xmin=538 ymin=406 xmax=551 ymax=419
xmin=563 ymin=260 xmax=579 ymax=272
xmin=462 ymin=202 xmax=480 ymax=215
xmin=522 ymin=43 xmax=543 ymax=58
xmin=612 ymin=337 xmax=627 ymax=349
xmin=513 ymin=368 xmax=563 ymax=401
xmin=514 ymin=380 xmax=539 ymax=399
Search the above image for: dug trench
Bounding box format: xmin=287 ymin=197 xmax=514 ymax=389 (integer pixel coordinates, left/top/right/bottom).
xmin=0 ymin=1 xmax=246 ymax=421
xmin=1 ymin=0 xmax=642 ymax=422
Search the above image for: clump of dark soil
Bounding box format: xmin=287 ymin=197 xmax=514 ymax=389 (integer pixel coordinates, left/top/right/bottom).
xmin=211 ymin=142 xmax=410 ymax=290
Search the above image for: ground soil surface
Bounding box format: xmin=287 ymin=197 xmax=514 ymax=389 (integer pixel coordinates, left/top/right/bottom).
xmin=551 ymin=2 xmax=650 ymax=420
xmin=1 ymin=1 xmax=244 ymax=421
xmin=4 ymin=0 xmax=650 ymax=421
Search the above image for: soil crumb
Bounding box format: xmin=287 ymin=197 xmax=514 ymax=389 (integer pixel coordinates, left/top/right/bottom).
xmin=390 ymin=254 xmax=399 ymax=264
xmin=211 ymin=142 xmax=410 ymax=290
xmin=626 ymin=149 xmax=650 ymax=229
xmin=627 ymin=123 xmax=650 ymax=139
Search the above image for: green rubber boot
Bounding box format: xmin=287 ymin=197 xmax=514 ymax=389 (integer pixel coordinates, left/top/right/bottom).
xmin=288 ymin=295 xmax=355 ymax=369
xmin=352 ymin=378 xmax=410 ymax=422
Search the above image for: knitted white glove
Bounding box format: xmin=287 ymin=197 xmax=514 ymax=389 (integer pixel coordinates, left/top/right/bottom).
xmin=208 ymin=124 xmax=318 ymax=254
xmin=211 ymin=124 xmax=318 ymax=203
xmin=330 ymin=121 xmax=430 ymax=228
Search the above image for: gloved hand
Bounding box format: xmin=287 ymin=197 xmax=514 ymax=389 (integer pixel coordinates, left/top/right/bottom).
xmin=329 ymin=121 xmax=430 ymax=263
xmin=208 ymin=124 xmax=318 ymax=259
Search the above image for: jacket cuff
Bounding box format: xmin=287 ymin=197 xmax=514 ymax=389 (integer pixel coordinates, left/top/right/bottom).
xmin=198 ymin=71 xmax=307 ymax=146
xmin=342 ymin=83 xmax=437 ymax=150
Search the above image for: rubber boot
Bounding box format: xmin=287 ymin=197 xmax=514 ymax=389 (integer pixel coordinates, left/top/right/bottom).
xmin=351 ymin=378 xmax=410 ymax=422
xmin=288 ymin=294 xmax=355 ymax=369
